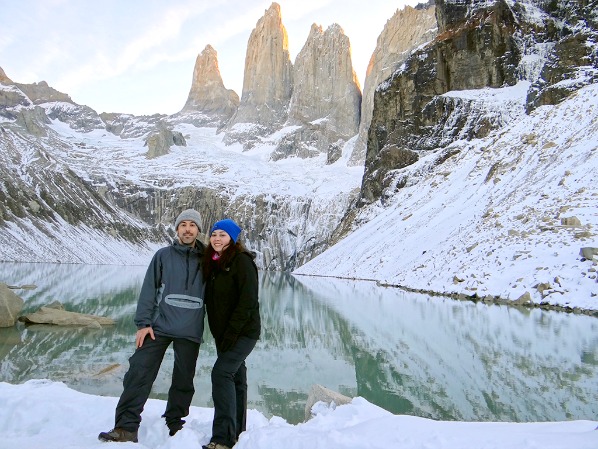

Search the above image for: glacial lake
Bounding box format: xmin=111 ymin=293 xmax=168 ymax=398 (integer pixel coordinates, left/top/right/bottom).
xmin=0 ymin=262 xmax=597 ymax=425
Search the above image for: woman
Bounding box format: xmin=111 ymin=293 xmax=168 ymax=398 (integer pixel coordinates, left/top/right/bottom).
xmin=202 ymin=218 xmax=261 ymax=449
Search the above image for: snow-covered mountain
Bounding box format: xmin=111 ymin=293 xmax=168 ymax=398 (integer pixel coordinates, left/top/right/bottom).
xmin=0 ymin=0 xmax=597 ymax=311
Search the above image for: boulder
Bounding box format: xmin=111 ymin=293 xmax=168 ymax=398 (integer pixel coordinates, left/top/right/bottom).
xmin=144 ymin=124 xmax=186 ymax=158
xmin=304 ymin=384 xmax=352 ymax=421
xmin=0 ymin=283 xmax=25 ymax=327
xmin=580 ymin=247 xmax=598 ymax=260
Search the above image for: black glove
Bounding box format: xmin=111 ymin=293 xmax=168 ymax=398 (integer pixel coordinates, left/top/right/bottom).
xmin=218 ymin=331 xmax=238 ymax=352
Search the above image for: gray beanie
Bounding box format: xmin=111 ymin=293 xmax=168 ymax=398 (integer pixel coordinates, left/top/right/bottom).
xmin=174 ymin=209 xmax=202 ymax=230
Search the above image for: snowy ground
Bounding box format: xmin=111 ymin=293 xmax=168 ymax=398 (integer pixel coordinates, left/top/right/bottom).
xmin=0 ymin=380 xmax=595 ymax=449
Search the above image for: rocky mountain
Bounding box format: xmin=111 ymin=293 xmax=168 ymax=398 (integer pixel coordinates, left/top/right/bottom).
xmin=348 ymin=2 xmax=438 ymax=166
xmin=359 ymin=0 xmax=598 ymax=204
xmin=222 ymin=2 xmax=294 ymax=148
xmin=0 ymin=0 xmax=596 ymax=307
xmin=180 ymin=44 xmax=239 ymax=126
xmin=272 ymin=23 xmax=361 ymax=163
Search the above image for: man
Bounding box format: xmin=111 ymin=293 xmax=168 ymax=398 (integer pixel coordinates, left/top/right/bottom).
xmin=99 ymin=209 xmax=206 ymax=443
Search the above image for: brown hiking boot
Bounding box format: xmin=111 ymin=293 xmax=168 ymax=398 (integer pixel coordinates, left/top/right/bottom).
xmin=98 ymin=427 xmax=138 ymax=443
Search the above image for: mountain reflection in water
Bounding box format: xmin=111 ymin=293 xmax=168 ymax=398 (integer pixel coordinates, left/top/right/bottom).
xmin=0 ymin=262 xmax=597 ymax=424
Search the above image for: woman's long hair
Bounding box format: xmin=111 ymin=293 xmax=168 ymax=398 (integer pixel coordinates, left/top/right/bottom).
xmin=203 ymin=238 xmax=251 ymax=280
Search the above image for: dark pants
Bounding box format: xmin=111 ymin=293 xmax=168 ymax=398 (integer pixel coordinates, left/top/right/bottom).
xmin=211 ymin=336 xmax=257 ymax=447
xmin=114 ymin=334 xmax=200 ymax=431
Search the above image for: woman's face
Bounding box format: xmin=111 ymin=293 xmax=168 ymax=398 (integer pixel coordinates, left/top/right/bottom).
xmin=210 ymin=230 xmax=232 ymax=254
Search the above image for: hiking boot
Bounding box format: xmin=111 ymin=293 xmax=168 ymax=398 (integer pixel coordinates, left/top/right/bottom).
xmin=202 ymin=442 xmax=231 ymax=449
xmin=166 ymin=418 xmax=186 ymax=436
xmin=98 ymin=427 xmax=138 ymax=443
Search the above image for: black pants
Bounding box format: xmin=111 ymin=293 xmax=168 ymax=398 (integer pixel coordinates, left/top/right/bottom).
xmin=114 ymin=334 xmax=200 ymax=431
xmin=211 ymin=336 xmax=257 ymax=447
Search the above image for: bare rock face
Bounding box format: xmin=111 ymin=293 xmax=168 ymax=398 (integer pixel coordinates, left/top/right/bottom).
xmin=360 ymin=0 xmax=522 ymax=203
xmin=0 ymin=66 xmax=13 ymax=84
xmin=223 ymin=2 xmax=293 ymax=147
xmin=272 ymin=23 xmax=361 ymax=163
xmin=181 ymin=44 xmax=239 ymax=124
xmin=15 ymin=80 xmax=73 ymax=105
xmin=349 ymin=2 xmax=437 ymax=166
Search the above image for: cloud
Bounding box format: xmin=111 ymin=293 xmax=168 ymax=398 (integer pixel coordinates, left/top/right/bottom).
xmin=54 ymin=1 xmax=225 ymax=94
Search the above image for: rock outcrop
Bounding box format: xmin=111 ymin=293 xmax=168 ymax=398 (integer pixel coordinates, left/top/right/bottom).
xmin=15 ymin=80 xmax=73 ymax=105
xmin=349 ymin=2 xmax=437 ymax=166
xmin=0 ymin=66 xmax=13 ymax=84
xmin=360 ymin=0 xmax=523 ymax=204
xmin=144 ymin=123 xmax=186 ymax=159
xmin=180 ymin=44 xmax=239 ymax=125
xmin=525 ymin=0 xmax=598 ymax=111
xmin=223 ymin=2 xmax=293 ymax=148
xmin=271 ymin=23 xmax=361 ymax=163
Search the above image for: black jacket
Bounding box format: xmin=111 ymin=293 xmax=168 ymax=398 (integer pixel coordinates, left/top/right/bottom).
xmin=205 ymin=251 xmax=261 ymax=348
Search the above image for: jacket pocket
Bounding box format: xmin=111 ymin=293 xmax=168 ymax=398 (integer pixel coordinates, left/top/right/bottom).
xmin=164 ymin=294 xmax=204 ymax=309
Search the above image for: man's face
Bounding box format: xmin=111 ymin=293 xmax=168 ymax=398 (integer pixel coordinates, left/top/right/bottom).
xmin=177 ymin=220 xmax=200 ymax=246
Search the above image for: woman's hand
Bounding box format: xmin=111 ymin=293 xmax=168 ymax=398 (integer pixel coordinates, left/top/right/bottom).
xmin=218 ymin=330 xmax=238 ymax=352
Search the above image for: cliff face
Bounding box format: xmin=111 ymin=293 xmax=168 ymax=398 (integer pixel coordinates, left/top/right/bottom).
xmin=349 ymin=2 xmax=438 ymax=166
xmin=271 ymin=23 xmax=361 ymax=163
xmin=223 ymin=2 xmax=293 ymax=148
xmin=360 ymin=0 xmax=598 ymax=204
xmin=180 ymin=44 xmax=239 ymax=125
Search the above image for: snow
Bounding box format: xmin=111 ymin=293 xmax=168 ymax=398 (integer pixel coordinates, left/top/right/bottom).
xmin=41 ymin=116 xmax=363 ymax=199
xmin=0 ymin=380 xmax=595 ymax=449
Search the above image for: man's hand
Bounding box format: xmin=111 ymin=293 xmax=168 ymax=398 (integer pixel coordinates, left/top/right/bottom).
xmin=136 ymin=327 xmax=155 ymax=348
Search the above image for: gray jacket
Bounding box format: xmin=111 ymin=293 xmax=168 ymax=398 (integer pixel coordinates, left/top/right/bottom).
xmin=134 ymin=240 xmax=205 ymax=343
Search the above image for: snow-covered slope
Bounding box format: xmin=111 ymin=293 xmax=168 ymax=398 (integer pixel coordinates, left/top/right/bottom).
xmin=0 ymin=100 xmax=364 ymax=269
xmin=295 ymin=82 xmax=598 ymax=312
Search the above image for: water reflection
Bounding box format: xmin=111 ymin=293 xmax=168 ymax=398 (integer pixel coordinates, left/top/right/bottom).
xmin=0 ymin=262 xmax=597 ymax=424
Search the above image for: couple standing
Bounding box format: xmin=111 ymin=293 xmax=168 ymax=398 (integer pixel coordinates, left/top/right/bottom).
xmin=98 ymin=209 xmax=260 ymax=449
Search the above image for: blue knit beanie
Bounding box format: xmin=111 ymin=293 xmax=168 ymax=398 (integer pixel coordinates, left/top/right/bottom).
xmin=210 ymin=218 xmax=242 ymax=243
